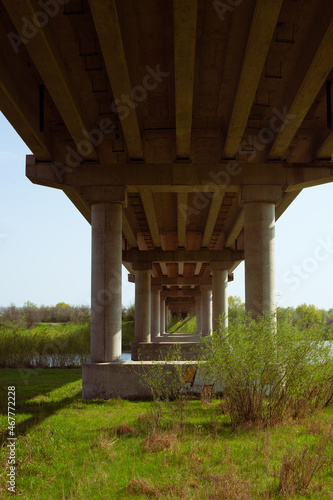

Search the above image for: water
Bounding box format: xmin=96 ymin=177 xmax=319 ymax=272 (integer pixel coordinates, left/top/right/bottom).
xmin=30 ymin=352 xmax=132 ymax=368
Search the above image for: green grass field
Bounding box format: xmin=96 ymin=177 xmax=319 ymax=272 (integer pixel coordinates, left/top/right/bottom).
xmin=1 ymin=369 xmax=333 ymax=499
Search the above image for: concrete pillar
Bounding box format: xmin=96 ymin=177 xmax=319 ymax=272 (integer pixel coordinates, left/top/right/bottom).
xmin=242 ymin=185 xmax=282 ymax=317
xmin=160 ymin=298 xmax=166 ymax=334
xmin=151 ymin=285 xmax=161 ymax=339
xmin=201 ymin=285 xmax=212 ymax=336
xmin=90 ymin=203 xmax=122 ymax=362
xmin=195 ymin=296 xmax=202 ymax=334
xmin=133 ymin=264 xmax=152 ymax=343
xmin=165 ymin=304 xmax=170 ymax=332
xmin=211 ymin=263 xmax=230 ymax=332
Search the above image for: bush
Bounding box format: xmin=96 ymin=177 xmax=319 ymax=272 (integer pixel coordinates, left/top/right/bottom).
xmin=200 ymin=312 xmax=333 ymax=427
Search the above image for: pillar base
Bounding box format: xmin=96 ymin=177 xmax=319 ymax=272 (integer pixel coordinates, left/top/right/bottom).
xmin=131 ymin=341 xmax=202 ymax=361
xmin=82 ymin=361 xmax=197 ymax=399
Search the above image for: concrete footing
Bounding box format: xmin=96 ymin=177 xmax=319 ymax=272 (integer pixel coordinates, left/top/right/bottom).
xmin=82 ymin=361 xmax=197 ymax=399
xmin=131 ymin=341 xmax=202 ymax=361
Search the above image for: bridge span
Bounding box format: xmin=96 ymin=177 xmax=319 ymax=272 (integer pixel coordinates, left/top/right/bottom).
xmin=1 ymin=0 xmax=333 ymax=396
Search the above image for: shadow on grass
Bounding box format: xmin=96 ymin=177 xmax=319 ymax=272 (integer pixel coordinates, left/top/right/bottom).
xmin=0 ymin=368 xmax=84 ymax=444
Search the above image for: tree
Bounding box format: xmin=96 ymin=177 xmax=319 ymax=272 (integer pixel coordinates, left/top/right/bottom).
xmin=54 ymin=302 xmax=71 ymax=323
xmin=22 ymin=301 xmax=41 ymax=328
xmin=295 ymin=304 xmax=323 ymax=329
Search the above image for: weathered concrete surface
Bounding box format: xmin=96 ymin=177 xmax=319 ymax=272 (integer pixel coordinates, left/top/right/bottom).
xmin=131 ymin=341 xmax=202 ymax=361
xmin=244 ymin=201 xmax=276 ymax=316
xmin=211 ymin=266 xmax=228 ymax=331
xmin=82 ymin=361 xmax=197 ymax=399
xmin=134 ymin=267 xmax=151 ymax=343
xmin=90 ymin=203 xmax=122 ymax=362
xmin=201 ymin=286 xmax=212 ymax=336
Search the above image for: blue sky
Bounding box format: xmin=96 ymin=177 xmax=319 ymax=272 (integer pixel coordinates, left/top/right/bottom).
xmin=1 ymin=112 xmax=333 ymax=310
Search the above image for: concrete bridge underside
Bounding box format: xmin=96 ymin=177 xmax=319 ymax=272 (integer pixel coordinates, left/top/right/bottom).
xmin=1 ymin=0 xmax=333 ymax=397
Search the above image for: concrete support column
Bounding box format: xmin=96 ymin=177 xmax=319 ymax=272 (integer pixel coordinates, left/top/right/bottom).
xmin=211 ymin=263 xmax=230 ymax=332
xmin=90 ymin=203 xmax=122 ymax=362
xmin=242 ymin=185 xmax=282 ymax=317
xmin=165 ymin=304 xmax=170 ymax=332
xmin=160 ymin=299 xmax=166 ymax=335
xmin=201 ymin=285 xmax=212 ymax=336
xmin=133 ymin=263 xmax=152 ymax=343
xmin=151 ymin=285 xmax=161 ymax=340
xmin=195 ymin=296 xmax=202 ymax=334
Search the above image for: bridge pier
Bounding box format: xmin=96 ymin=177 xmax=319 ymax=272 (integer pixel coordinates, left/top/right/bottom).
xmin=200 ymin=285 xmax=212 ymax=336
xmin=90 ymin=203 xmax=122 ymax=362
xmin=211 ymin=263 xmax=229 ymax=332
xmin=195 ymin=296 xmax=202 ymax=334
xmin=151 ymin=285 xmax=161 ymax=339
xmin=134 ymin=263 xmax=152 ymax=342
xmin=160 ymin=298 xmax=166 ymax=334
xmin=242 ymin=186 xmax=282 ymax=317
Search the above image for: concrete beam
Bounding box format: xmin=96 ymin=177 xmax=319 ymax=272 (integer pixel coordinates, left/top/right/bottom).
xmin=270 ymin=18 xmax=333 ymax=159
xmin=161 ymin=290 xmax=201 ymax=298
xmin=3 ymin=0 xmax=97 ymax=159
xmin=177 ymin=192 xmax=187 ymax=247
xmin=122 ymin=210 xmax=138 ymax=248
xmin=174 ymin=0 xmax=198 ymax=158
xmin=140 ymin=192 xmax=161 ymax=247
xmin=0 ymin=52 xmax=51 ymax=161
xmin=317 ymin=132 xmax=333 ymax=160
xmin=123 ymin=248 xmax=244 ymax=263
xmin=89 ymin=0 xmax=143 ymax=159
xmin=225 ymin=209 xmax=244 ymax=248
xmin=128 ymin=276 xmax=233 ymax=285
xmin=202 ymin=192 xmax=224 ymax=247
xmin=26 ymin=157 xmax=333 ymax=192
xmin=153 ymin=277 xmax=212 ymax=285
xmin=275 ymin=190 xmax=302 ymax=221
xmin=62 ymin=187 xmax=91 ymax=224
xmin=223 ymin=0 xmax=283 ymax=158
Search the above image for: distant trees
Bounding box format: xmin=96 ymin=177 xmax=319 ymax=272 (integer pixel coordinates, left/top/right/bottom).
xmin=0 ymin=302 xmax=90 ymax=328
xmin=1 ymin=298 xmax=333 ymax=340
xmin=122 ymin=303 xmax=135 ymax=322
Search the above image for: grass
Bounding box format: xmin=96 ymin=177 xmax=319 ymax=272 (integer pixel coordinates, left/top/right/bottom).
xmin=1 ymin=369 xmax=333 ymax=499
xmin=168 ymin=316 xmax=197 ymax=334
xmin=0 ymin=321 xmax=134 ymax=368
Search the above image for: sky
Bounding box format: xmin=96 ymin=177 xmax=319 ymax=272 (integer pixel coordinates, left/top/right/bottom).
xmin=1 ymin=112 xmax=333 ymax=310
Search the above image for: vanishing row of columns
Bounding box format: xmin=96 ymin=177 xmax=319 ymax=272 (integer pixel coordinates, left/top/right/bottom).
xmin=89 ymin=186 xmax=280 ymax=363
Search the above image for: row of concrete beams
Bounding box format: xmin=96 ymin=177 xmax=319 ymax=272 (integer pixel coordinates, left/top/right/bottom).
xmin=128 ymin=276 xmax=234 ymax=285
xmin=223 ymin=0 xmax=333 ymax=160
xmin=2 ymin=0 xmax=97 ymax=160
xmin=89 ymin=185 xmax=279 ymax=363
xmin=3 ymin=0 xmax=333 ymax=177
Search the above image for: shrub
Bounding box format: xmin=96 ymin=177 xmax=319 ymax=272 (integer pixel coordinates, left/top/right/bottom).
xmin=200 ymin=312 xmax=333 ymax=427
xmin=277 ymin=442 xmax=329 ymax=495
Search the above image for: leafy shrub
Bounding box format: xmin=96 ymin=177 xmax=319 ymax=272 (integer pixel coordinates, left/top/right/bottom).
xmin=200 ymin=312 xmax=333 ymax=427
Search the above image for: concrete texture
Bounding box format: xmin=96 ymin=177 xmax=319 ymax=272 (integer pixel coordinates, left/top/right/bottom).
xmin=195 ymin=296 xmax=202 ymax=334
xmin=134 ymin=268 xmax=151 ymax=343
xmin=151 ymin=286 xmax=161 ymax=339
xmin=82 ymin=361 xmax=197 ymax=399
xmin=131 ymin=342 xmax=202 ymax=361
xmin=90 ymin=203 xmax=122 ymax=362
xmin=244 ymin=202 xmax=276 ymax=316
xmin=160 ymin=299 xmax=166 ymax=334
xmin=201 ymin=286 xmax=212 ymax=336
xmin=212 ymin=267 xmax=228 ymax=331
